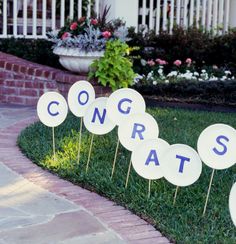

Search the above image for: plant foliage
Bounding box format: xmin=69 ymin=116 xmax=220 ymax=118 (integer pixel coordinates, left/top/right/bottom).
xmin=89 ymin=40 xmax=136 ymax=91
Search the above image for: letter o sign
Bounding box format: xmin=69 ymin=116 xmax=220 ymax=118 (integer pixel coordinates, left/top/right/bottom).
xmin=197 ymin=124 xmax=236 ymax=170
xmin=37 ymin=92 xmax=68 ymax=127
xmin=67 ymin=80 xmax=95 ymax=117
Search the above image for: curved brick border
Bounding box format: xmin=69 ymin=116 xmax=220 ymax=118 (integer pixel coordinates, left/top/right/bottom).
xmin=0 ymin=116 xmax=171 ymax=244
xmin=0 ymin=52 xmax=111 ymax=106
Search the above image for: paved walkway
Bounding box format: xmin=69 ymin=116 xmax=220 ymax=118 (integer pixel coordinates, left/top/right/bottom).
xmin=0 ymin=104 xmax=170 ymax=244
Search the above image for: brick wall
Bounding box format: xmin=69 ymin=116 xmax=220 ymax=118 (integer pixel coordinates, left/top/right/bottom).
xmin=0 ymin=52 xmax=111 ymax=106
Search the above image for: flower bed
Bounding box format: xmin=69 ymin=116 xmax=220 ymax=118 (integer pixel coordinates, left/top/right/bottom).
xmin=132 ymin=57 xmax=236 ymax=106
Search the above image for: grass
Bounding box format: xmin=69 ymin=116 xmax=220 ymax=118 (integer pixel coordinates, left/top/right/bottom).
xmin=18 ymin=107 xmax=236 ymax=243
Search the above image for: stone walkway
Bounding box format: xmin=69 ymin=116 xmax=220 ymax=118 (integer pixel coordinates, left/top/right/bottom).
xmin=0 ymin=104 xmax=170 ymax=244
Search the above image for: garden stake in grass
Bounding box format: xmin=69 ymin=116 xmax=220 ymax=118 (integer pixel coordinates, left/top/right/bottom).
xmin=111 ymin=138 xmax=120 ymax=179
xmin=148 ymin=180 xmax=151 ymax=199
xmin=125 ymin=155 xmax=132 ymax=188
xmin=202 ymin=169 xmax=215 ymax=216
xmin=77 ymin=117 xmax=83 ymax=164
xmin=173 ymin=186 xmax=179 ymax=205
xmin=52 ymin=127 xmax=56 ymax=162
xmin=85 ymin=133 xmax=95 ymax=173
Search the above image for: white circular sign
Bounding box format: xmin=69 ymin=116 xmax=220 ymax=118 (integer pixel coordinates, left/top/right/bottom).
xmin=131 ymin=138 xmax=170 ymax=180
xmin=161 ymin=144 xmax=202 ymax=187
xmin=106 ymin=88 xmax=146 ymax=126
xmin=67 ymin=80 xmax=95 ymax=117
xmin=197 ymin=124 xmax=236 ymax=170
xmin=229 ymin=182 xmax=236 ymax=227
xmin=83 ymin=97 xmax=116 ymax=135
xmin=118 ymin=113 xmax=159 ymax=151
xmin=37 ymin=92 xmax=68 ymax=127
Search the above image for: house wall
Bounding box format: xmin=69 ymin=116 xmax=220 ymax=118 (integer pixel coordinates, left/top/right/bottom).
xmin=101 ymin=0 xmax=139 ymax=28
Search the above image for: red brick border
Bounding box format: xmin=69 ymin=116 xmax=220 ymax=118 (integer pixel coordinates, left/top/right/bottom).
xmin=0 ymin=52 xmax=111 ymax=106
xmin=0 ymin=116 xmax=171 ymax=244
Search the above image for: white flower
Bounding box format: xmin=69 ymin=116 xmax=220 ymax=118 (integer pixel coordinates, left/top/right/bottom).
xmin=165 ymin=80 xmax=169 ymax=84
xmin=141 ymin=59 xmax=147 ymax=66
xmin=153 ymin=80 xmax=157 ymax=85
xmin=194 ymin=72 xmax=199 ymax=76
xmin=221 ymin=76 xmax=227 ymax=81
xmin=201 ymin=69 xmax=206 ymax=73
xmin=158 ymin=68 xmax=163 ymax=75
xmin=167 ymin=71 xmax=178 ymax=77
xmin=225 ymin=70 xmax=231 ymax=75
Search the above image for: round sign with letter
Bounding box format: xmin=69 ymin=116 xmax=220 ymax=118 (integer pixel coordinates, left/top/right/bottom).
xmin=131 ymin=138 xmax=170 ymax=180
xmin=106 ymin=88 xmax=146 ymax=126
xmin=118 ymin=113 xmax=159 ymax=151
xmin=83 ymin=97 xmax=116 ymax=135
xmin=161 ymin=144 xmax=202 ymax=187
xmin=37 ymin=92 xmax=68 ymax=127
xmin=67 ymin=80 xmax=95 ymax=117
xmin=197 ymin=124 xmax=236 ymax=170
xmin=229 ymin=182 xmax=236 ymax=227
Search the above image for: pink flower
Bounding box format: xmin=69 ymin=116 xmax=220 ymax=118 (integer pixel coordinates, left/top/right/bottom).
xmin=147 ymin=59 xmax=155 ymax=66
xmin=156 ymin=58 xmax=167 ymax=65
xmin=70 ymin=22 xmax=78 ymax=31
xmin=91 ymin=18 xmax=98 ymax=25
xmin=78 ymin=17 xmax=86 ymax=23
xmin=61 ymin=32 xmax=70 ymax=40
xmin=185 ymin=58 xmax=192 ymax=65
xmin=102 ymin=31 xmax=112 ymax=39
xmin=174 ymin=60 xmax=182 ymax=66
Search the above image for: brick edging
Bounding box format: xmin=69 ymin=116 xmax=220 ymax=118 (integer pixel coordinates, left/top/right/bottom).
xmin=0 ymin=117 xmax=171 ymax=244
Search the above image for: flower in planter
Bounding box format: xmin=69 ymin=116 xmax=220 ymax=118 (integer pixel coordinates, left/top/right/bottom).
xmin=70 ymin=22 xmax=78 ymax=30
xmin=102 ymin=31 xmax=112 ymax=39
xmin=61 ymin=32 xmax=71 ymax=40
xmin=91 ymin=18 xmax=98 ymax=25
xmin=47 ymin=17 xmax=127 ymax=53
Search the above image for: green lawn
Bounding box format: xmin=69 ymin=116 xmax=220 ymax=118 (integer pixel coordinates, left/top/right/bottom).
xmin=18 ymin=107 xmax=236 ymax=243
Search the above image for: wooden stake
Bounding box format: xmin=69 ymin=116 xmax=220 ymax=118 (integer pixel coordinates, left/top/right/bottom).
xmin=173 ymin=186 xmax=179 ymax=205
xmin=202 ymin=169 xmax=215 ymax=216
xmin=125 ymin=156 xmax=132 ymax=188
xmin=85 ymin=133 xmax=94 ymax=173
xmin=111 ymin=138 xmax=119 ymax=179
xmin=77 ymin=117 xmax=83 ymax=164
xmin=52 ymin=127 xmax=56 ymax=161
xmin=148 ymin=180 xmax=151 ymax=199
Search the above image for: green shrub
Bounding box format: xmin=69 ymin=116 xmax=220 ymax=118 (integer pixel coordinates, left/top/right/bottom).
xmin=0 ymin=38 xmax=62 ymax=69
xmin=89 ymin=39 xmax=135 ymax=91
xmin=128 ymin=27 xmax=236 ymax=74
xmin=133 ymin=80 xmax=236 ymax=106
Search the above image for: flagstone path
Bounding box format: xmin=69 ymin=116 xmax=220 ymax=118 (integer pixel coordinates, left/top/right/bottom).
xmin=0 ymin=104 xmax=170 ymax=244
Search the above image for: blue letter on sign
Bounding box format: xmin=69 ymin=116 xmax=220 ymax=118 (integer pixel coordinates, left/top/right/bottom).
xmin=91 ymin=108 xmax=106 ymax=124
xmin=213 ymin=135 xmax=229 ymax=156
xmin=78 ymin=90 xmax=89 ymax=105
xmin=118 ymin=98 xmax=132 ymax=114
xmin=176 ymin=155 xmax=190 ymax=173
xmin=47 ymin=101 xmax=59 ymax=117
xmin=145 ymin=149 xmax=159 ymax=166
xmin=131 ymin=123 xmax=145 ymax=140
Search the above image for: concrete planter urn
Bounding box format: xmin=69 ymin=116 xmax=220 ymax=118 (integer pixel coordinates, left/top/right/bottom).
xmin=53 ymin=47 xmax=104 ymax=74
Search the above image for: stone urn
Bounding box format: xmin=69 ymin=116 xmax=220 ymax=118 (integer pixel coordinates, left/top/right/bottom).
xmin=53 ymin=47 xmax=104 ymax=73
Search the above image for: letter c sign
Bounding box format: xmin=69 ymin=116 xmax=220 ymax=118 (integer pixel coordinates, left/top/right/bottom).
xmin=37 ymin=92 xmax=68 ymax=127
